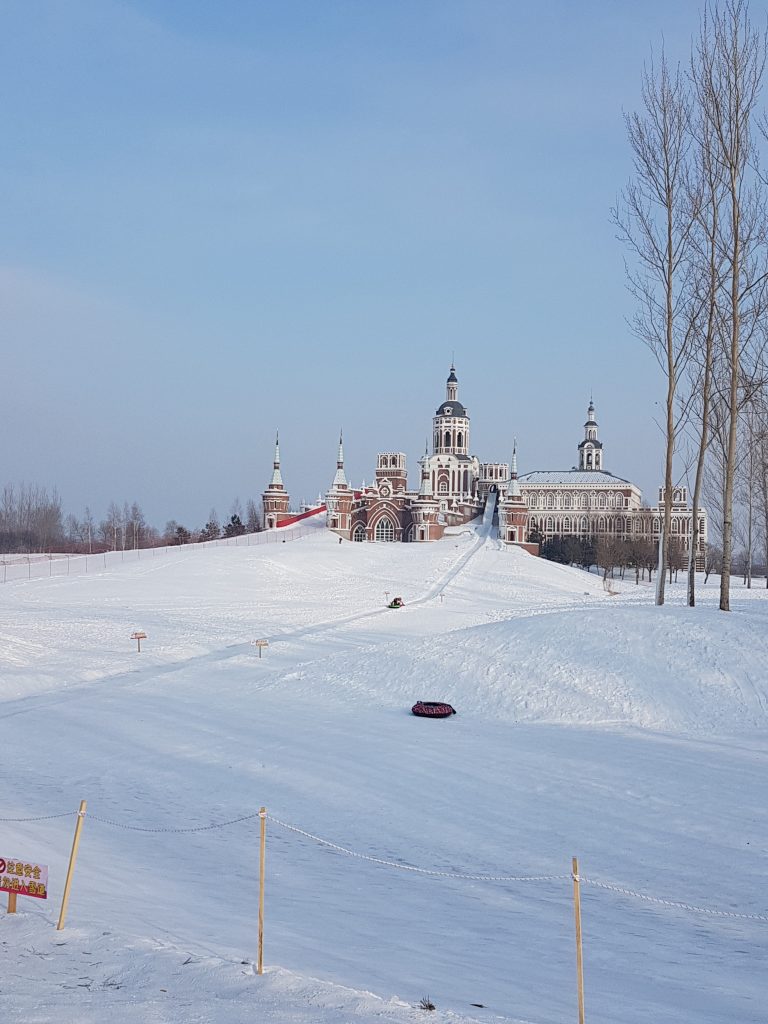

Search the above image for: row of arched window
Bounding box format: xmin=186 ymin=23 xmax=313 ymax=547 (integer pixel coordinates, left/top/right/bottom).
xmin=433 ymin=430 xmax=465 ymax=451
xmin=525 ymin=491 xmax=628 ymax=511
xmin=530 ymin=514 xmax=701 ymax=537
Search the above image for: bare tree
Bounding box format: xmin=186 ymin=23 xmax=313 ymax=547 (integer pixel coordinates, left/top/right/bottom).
xmin=683 ymin=80 xmax=729 ymax=605
xmin=693 ymin=0 xmax=768 ymax=610
xmin=615 ymin=52 xmax=698 ymax=605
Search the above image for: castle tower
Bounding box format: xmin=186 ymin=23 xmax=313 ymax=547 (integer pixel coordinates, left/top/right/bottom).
xmin=411 ymin=444 xmax=442 ymax=542
xmin=578 ymin=398 xmax=603 ymax=471
xmin=499 ymin=439 xmax=531 ymax=547
xmin=326 ymin=432 xmax=354 ymax=537
xmin=262 ymin=433 xmax=291 ymax=529
xmin=375 ymin=452 xmax=408 ymax=493
xmin=433 ymin=364 xmax=470 ymax=457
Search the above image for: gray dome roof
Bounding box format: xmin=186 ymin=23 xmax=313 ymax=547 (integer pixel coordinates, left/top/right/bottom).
xmin=435 ymin=401 xmax=467 ymax=417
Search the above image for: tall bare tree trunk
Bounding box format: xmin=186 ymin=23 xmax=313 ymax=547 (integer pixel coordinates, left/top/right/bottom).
xmin=615 ymin=54 xmax=696 ymax=607
xmin=694 ymin=1 xmax=766 ymax=612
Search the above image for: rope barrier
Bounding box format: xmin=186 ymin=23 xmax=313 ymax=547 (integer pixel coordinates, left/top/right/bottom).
xmin=0 ymin=811 xmax=76 ymax=821
xmin=88 ymin=811 xmax=264 ymax=834
xmin=5 ymin=805 xmax=767 ymax=924
xmin=582 ymin=878 xmax=768 ymax=923
xmin=267 ymin=816 xmax=569 ymax=883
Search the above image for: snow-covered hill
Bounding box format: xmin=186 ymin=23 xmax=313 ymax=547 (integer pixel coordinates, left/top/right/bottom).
xmin=1 ymin=526 xmax=766 ymax=1024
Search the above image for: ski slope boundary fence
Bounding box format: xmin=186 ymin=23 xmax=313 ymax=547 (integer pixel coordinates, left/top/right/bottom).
xmin=0 ymin=518 xmax=322 ymax=585
xmin=2 ymin=802 xmax=766 ymax=1021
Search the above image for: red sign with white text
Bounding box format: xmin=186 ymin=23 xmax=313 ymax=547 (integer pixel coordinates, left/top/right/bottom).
xmin=0 ymin=857 xmax=48 ymax=899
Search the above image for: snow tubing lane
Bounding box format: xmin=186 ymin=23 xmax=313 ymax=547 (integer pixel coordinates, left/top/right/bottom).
xmin=412 ymin=701 xmax=456 ymax=718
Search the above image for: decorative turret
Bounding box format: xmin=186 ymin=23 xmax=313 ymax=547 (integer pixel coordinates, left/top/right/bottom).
xmin=433 ymin=364 xmax=470 ymax=456
xmin=412 ymin=443 xmax=441 ymax=542
xmin=507 ymin=440 xmax=521 ymax=498
xmin=333 ymin=431 xmax=348 ymax=488
xmin=578 ymin=397 xmax=603 ymax=471
xmin=499 ymin=438 xmax=531 ymax=548
xmin=326 ymin=431 xmax=354 ymax=537
xmin=446 ymin=364 xmax=458 ymax=402
xmin=418 ymin=443 xmax=433 ymax=497
xmin=262 ymin=432 xmax=291 ymax=529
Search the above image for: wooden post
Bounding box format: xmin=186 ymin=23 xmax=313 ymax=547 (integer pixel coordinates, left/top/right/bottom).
xmin=7 ymin=891 xmax=17 ymax=914
xmin=258 ymin=806 xmax=266 ymax=974
xmin=572 ymin=856 xmax=585 ymax=1024
xmin=57 ymin=800 xmax=87 ymax=930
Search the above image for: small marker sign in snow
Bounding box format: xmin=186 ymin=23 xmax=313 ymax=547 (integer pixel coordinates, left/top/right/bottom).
xmin=1 ymin=857 xmax=48 ymax=913
xmin=130 ymin=631 xmax=147 ymax=652
xmin=252 ymin=639 xmax=269 ymax=659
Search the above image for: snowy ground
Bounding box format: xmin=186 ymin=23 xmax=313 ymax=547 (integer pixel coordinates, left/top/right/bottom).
xmin=1 ymin=518 xmax=766 ymax=1023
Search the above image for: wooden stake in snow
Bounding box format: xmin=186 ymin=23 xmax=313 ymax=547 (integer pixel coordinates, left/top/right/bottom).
xmin=258 ymin=807 xmax=267 ymax=974
xmin=130 ymin=631 xmax=147 ymax=653
xmin=572 ymin=856 xmax=585 ymax=1024
xmin=57 ymin=800 xmax=87 ymax=930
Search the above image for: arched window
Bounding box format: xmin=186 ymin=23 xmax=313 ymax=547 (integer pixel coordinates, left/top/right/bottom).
xmin=586 ymin=453 xmax=593 ymax=468
xmin=588 ymin=429 xmax=596 ymax=440
xmin=595 ymin=453 xmax=601 ymax=469
xmin=563 ymin=516 xmax=572 ymax=532
xmin=457 ymin=431 xmax=463 ymax=448
xmin=546 ymin=516 xmax=554 ymax=532
xmin=375 ymin=517 xmax=396 ymax=542
xmin=580 ymin=516 xmax=589 ymax=533
xmin=444 ymin=430 xmax=451 ymax=448
xmin=390 ymin=456 xmax=398 ymax=468
xmin=671 ymin=519 xmax=679 ymax=533
xmin=507 ymin=528 xmax=517 ymax=541
xmin=598 ymin=516 xmax=606 ymax=532
xmin=529 ymin=517 xmax=538 ymax=532
xmin=547 ymin=494 xmax=555 ymax=508
xmin=564 ymin=494 xmax=572 ymax=509
xmin=599 ymin=493 xmax=607 ymax=508
xmin=581 ymin=493 xmax=588 ymax=509
xmin=438 ymin=478 xmax=448 ymax=493
xmin=352 ymin=524 xmax=366 ymax=542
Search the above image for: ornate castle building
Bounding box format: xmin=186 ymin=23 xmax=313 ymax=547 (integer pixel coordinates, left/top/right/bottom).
xmin=519 ymin=400 xmax=707 ymax=563
xmin=322 ymin=366 xmax=532 ymax=547
xmin=261 ymin=369 xmax=705 ymax=563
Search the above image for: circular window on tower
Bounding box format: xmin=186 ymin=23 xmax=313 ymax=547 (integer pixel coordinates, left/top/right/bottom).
xmin=380 ymin=484 xmax=390 ymax=497
xmin=443 ymin=405 xmax=452 ymax=415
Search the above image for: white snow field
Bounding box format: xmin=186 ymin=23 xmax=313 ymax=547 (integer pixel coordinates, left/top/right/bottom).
xmin=1 ymin=516 xmax=767 ymax=1024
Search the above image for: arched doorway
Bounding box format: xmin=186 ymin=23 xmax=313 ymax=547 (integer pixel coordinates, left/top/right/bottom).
xmin=352 ymin=524 xmax=366 ymax=542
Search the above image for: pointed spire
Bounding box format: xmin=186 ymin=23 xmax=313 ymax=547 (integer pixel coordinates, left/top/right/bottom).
xmin=333 ymin=430 xmax=348 ymax=487
xmin=418 ymin=443 xmax=433 ymax=497
xmin=270 ymin=431 xmax=284 ymax=487
xmin=508 ymin=438 xmax=521 ymax=498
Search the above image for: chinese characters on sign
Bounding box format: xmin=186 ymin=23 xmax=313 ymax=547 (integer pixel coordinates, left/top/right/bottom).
xmin=0 ymin=857 xmax=48 ymax=899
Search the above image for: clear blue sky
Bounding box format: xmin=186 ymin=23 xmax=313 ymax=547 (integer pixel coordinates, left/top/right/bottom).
xmin=0 ymin=0 xmax=734 ymax=527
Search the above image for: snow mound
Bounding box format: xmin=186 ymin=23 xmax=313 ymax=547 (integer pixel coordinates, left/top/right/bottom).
xmin=299 ymin=603 xmax=768 ymax=736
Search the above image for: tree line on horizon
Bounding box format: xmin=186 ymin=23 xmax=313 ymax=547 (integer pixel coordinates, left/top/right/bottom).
xmin=0 ymin=483 xmax=265 ymax=555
